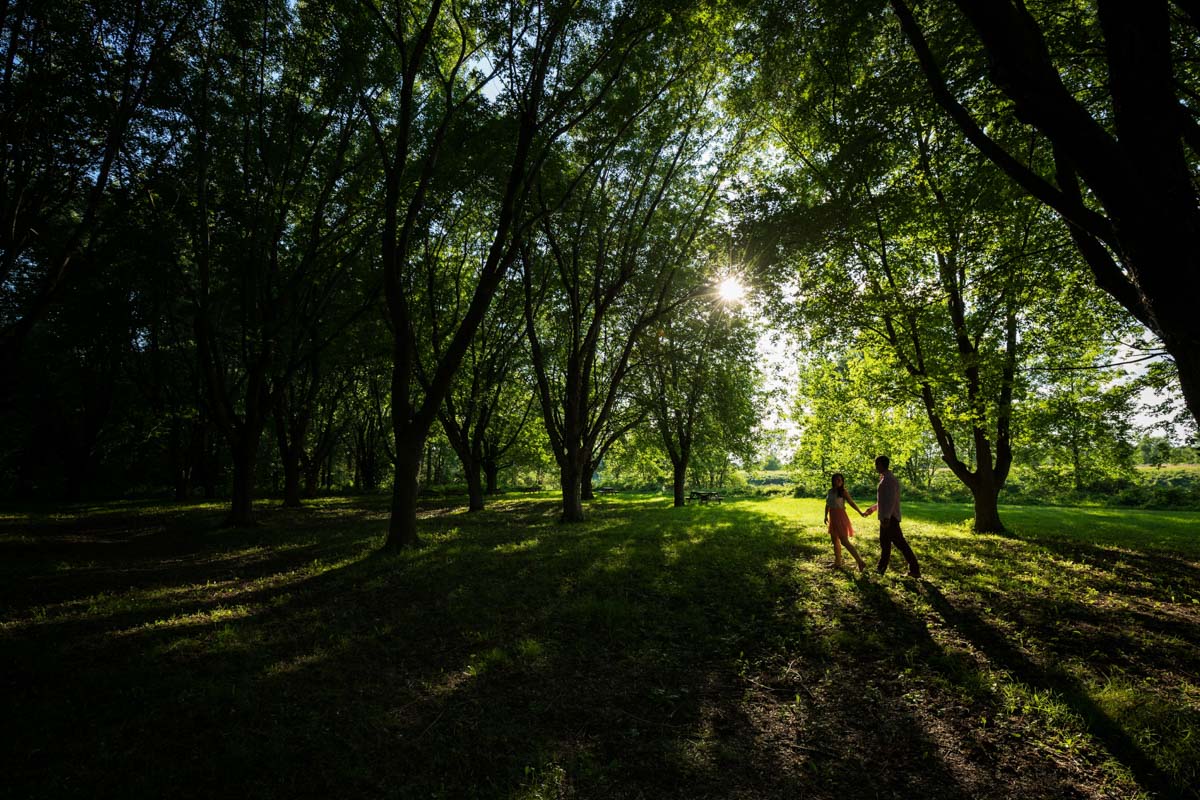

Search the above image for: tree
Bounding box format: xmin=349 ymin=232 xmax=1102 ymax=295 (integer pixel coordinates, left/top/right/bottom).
xmin=0 ymin=1 xmax=196 ymax=364
xmin=790 ymin=348 xmax=932 ymax=492
xmin=1016 ymin=375 xmax=1136 ymax=493
xmin=888 ymin=0 xmax=1200 ymax=428
xmin=741 ymin=3 xmax=1120 ymax=531
xmin=638 ymin=297 xmax=761 ymax=506
xmin=1013 ymin=279 xmax=1142 ymax=494
xmin=362 ymin=0 xmax=682 ymax=547
xmin=178 ymin=0 xmax=371 ymax=525
xmin=521 ymin=69 xmax=736 ymax=521
xmin=437 ymin=267 xmax=529 ymax=511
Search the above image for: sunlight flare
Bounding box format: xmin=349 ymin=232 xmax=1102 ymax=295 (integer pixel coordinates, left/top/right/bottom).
xmin=717 ymin=276 xmax=746 ymax=303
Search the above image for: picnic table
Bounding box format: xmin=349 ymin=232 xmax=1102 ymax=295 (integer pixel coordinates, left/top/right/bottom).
xmin=596 ymin=486 xmax=618 ymax=495
xmin=687 ymin=490 xmax=723 ymax=504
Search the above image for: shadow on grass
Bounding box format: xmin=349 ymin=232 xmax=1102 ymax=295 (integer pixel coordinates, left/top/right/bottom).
xmin=2 ymin=496 xmax=1192 ymax=798
xmin=908 ymin=580 xmax=1178 ymax=799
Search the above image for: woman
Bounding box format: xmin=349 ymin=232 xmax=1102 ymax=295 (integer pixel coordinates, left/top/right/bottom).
xmin=824 ymin=473 xmax=867 ymax=570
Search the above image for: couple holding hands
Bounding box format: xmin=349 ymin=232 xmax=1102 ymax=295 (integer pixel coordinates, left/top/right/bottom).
xmin=822 ymin=455 xmax=921 ymax=578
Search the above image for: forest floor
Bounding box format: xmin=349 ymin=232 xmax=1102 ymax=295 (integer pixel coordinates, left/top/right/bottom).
xmin=2 ymin=494 xmax=1198 ymax=800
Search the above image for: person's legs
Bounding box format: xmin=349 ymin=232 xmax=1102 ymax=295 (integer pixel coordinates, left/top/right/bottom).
xmin=876 ymin=520 xmax=893 ymax=574
xmin=890 ymin=519 xmax=920 ymax=577
xmin=839 ymin=531 xmax=866 ymax=570
xmin=830 ymin=530 xmax=843 ymax=567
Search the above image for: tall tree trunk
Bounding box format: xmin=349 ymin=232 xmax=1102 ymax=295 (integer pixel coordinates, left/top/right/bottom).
xmin=386 ymin=443 xmax=422 ymax=549
xmin=484 ymin=460 xmax=500 ymax=494
xmin=321 ymin=451 xmax=333 ymax=491
xmin=970 ymin=476 xmax=1004 ymax=534
xmin=274 ymin=394 xmax=311 ymax=509
xmin=281 ymin=453 xmax=302 ymax=507
xmin=465 ymin=462 xmax=485 ymax=512
xmin=174 ymin=469 xmax=192 ymax=502
xmin=228 ymin=432 xmax=260 ymax=527
xmin=170 ymin=417 xmax=191 ymax=501
xmin=15 ymin=427 xmax=40 ymax=500
xmin=63 ymin=450 xmax=87 ymax=503
xmin=581 ymin=460 xmax=596 ymax=501
xmin=1171 ymin=340 xmax=1200 ymax=430
xmin=560 ymin=465 xmax=585 ymax=522
xmin=1071 ymin=437 xmax=1082 ymax=492
xmin=672 ymin=459 xmax=687 ymax=508
xmin=302 ymin=452 xmax=319 ymax=498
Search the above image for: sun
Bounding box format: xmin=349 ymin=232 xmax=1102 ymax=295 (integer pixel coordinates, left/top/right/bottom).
xmin=717 ymin=276 xmax=746 ymax=303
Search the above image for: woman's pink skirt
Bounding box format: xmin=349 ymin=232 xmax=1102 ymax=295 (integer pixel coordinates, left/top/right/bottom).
xmin=828 ymin=506 xmax=855 ymax=539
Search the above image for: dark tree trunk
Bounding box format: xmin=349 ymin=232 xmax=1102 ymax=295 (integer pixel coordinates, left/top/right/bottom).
xmin=353 ymin=425 xmax=380 ymax=493
xmin=361 ymin=454 xmax=378 ymax=492
xmin=581 ymin=465 xmax=595 ymax=501
xmin=891 ymin=0 xmax=1200 ymax=428
xmin=465 ymin=463 xmax=484 ymax=512
xmin=970 ymin=477 xmax=1004 ymax=534
xmin=281 ymin=454 xmax=302 ymax=507
xmin=227 ymin=433 xmax=260 ymax=527
xmin=560 ymin=466 xmax=585 ymax=522
xmin=385 ymin=445 xmax=422 ymax=549
xmin=672 ymin=459 xmax=687 ymax=507
xmin=14 ymin=434 xmax=37 ymax=500
xmin=170 ymin=418 xmax=190 ymax=501
xmin=1170 ymin=340 xmax=1200 ymax=430
xmin=174 ymin=471 xmax=191 ymax=502
xmin=484 ymin=460 xmax=500 ymax=494
xmin=302 ymin=453 xmax=320 ymax=498
xmin=424 ymin=441 xmax=433 ymax=487
xmin=63 ymin=455 xmax=87 ymax=503
xmin=322 ymin=449 xmax=333 ymax=491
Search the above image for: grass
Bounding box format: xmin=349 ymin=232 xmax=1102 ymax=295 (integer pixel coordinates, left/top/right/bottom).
xmin=1 ymin=494 xmax=1198 ymax=799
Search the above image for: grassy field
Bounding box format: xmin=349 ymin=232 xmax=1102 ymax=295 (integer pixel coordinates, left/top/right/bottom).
xmin=2 ymin=494 xmax=1198 ymax=799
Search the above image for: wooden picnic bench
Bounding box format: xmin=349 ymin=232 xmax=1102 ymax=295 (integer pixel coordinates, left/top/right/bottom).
xmin=596 ymin=486 xmax=618 ymax=495
xmin=687 ymin=490 xmax=723 ymax=505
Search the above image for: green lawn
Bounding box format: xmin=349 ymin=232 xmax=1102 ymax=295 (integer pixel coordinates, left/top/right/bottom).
xmin=1 ymin=494 xmax=1197 ymax=799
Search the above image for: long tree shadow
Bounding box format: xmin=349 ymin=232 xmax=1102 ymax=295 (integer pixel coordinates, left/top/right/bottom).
xmin=910 ymin=579 xmax=1178 ymax=799
xmin=5 ymin=496 xmax=1186 ymax=799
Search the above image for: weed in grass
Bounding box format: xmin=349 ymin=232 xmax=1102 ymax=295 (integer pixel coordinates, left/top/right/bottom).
xmin=1091 ymin=672 xmax=1200 ymax=790
xmin=513 ymin=763 xmax=570 ymax=800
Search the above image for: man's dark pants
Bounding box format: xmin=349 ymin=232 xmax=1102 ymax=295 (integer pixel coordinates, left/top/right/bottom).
xmin=877 ymin=517 xmax=919 ymax=576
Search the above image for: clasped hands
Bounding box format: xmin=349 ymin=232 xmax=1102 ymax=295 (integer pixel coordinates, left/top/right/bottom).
xmin=861 ymin=504 xmax=878 ymax=518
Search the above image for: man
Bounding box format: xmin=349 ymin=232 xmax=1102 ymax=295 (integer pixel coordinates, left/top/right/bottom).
xmin=864 ymin=455 xmax=920 ymax=578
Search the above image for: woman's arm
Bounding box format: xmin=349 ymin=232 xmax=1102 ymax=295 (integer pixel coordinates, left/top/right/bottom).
xmin=845 ymin=493 xmax=864 ymax=516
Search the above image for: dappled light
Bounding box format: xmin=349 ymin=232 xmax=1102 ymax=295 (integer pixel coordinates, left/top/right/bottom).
xmin=4 ymin=2 xmax=1200 ymax=798
xmin=4 ymin=496 xmax=1198 ymax=798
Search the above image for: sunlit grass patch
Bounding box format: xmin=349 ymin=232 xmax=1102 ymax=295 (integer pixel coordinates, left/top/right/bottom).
xmin=1090 ymin=672 xmax=1200 ymax=789
xmin=493 ymin=537 xmax=541 ymax=554
xmin=117 ymin=604 xmax=254 ymax=636
xmin=3 ymin=492 xmax=1199 ymax=799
